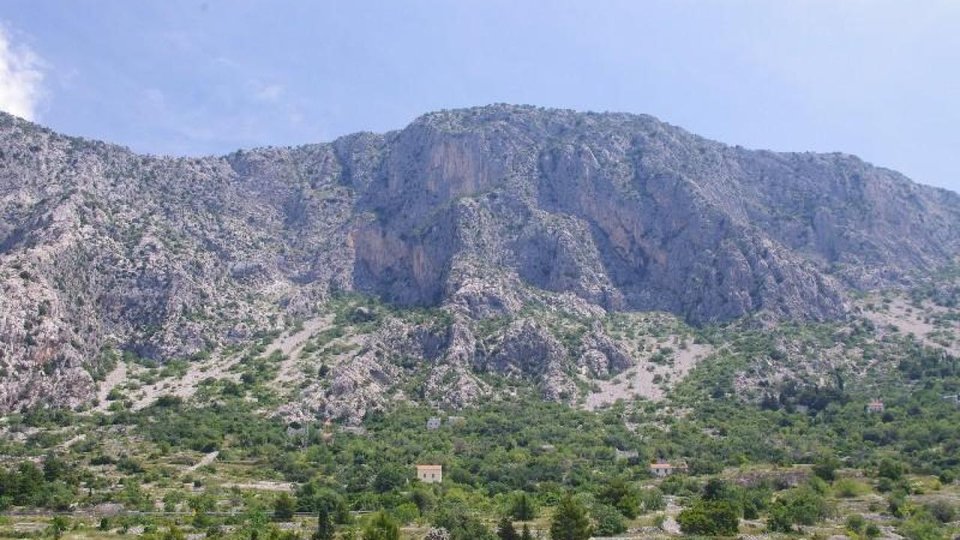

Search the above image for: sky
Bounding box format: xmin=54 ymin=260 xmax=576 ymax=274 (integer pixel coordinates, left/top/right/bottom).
xmin=1 ymin=1 xmax=958 ymax=192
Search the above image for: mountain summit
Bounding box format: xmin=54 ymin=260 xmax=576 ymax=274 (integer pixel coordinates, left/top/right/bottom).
xmin=1 ymin=104 xmax=958 ymax=413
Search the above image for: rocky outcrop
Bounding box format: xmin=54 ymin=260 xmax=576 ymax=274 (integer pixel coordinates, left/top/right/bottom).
xmin=1 ymin=105 xmax=959 ymax=411
xmin=322 ymin=349 xmax=400 ymax=425
xmin=423 ymin=321 xmax=488 ymax=408
xmin=578 ymin=322 xmax=633 ymax=377
xmin=481 ymin=318 xmax=578 ymax=401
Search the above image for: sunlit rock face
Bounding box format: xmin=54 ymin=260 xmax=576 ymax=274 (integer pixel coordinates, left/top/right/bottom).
xmin=1 ymin=104 xmax=958 ymax=410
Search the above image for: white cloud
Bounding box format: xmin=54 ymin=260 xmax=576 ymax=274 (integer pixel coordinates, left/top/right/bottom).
xmin=0 ymin=25 xmax=44 ymax=120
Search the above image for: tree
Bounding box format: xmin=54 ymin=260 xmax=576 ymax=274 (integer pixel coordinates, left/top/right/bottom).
xmin=678 ymin=501 xmax=739 ymax=536
xmin=497 ymin=516 xmax=518 ymax=540
xmin=314 ymin=505 xmax=336 ymax=540
xmin=42 ymin=454 xmax=69 ymax=483
xmin=878 ymin=458 xmax=905 ymax=481
xmin=373 ymin=465 xmax=407 ymax=493
xmin=812 ymin=454 xmax=840 ymax=482
xmin=765 ymin=487 xmax=830 ymax=532
xmin=549 ymin=495 xmax=591 ymax=540
xmin=189 ymin=492 xmax=215 ymax=528
xmin=925 ymin=500 xmax=956 ymax=524
xmin=411 ymin=487 xmax=436 ymax=516
xmin=598 ymin=478 xmax=639 ymax=518
xmin=702 ymin=478 xmax=733 ymax=502
xmin=591 ymin=504 xmax=626 ymax=536
xmin=48 ymin=516 xmax=69 ymax=539
xmin=846 ymin=514 xmax=866 ymax=534
xmin=44 ymin=481 xmax=76 ymax=511
xmin=14 ymin=462 xmax=43 ymax=506
xmin=898 ymin=512 xmax=943 ymax=540
xmin=296 ymin=484 xmax=350 ymax=524
xmin=433 ymin=501 xmax=495 ymax=540
xmin=274 ymin=492 xmax=296 ymax=521
xmin=520 ymin=525 xmax=534 ymax=540
xmin=766 ymin=500 xmax=794 ymax=533
xmin=740 ymin=486 xmax=770 ymax=520
xmin=362 ymin=511 xmax=399 ymax=540
xmin=510 ymin=492 xmax=537 ymax=521
xmin=638 ymin=488 xmax=665 ymax=512
xmin=677 ymin=504 xmax=715 ymax=536
xmin=246 ymin=508 xmax=270 ymax=539
xmin=784 ymin=487 xmax=830 ymax=526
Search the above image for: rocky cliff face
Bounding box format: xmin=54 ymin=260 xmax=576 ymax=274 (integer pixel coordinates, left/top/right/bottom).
xmin=1 ymin=105 xmax=958 ymax=412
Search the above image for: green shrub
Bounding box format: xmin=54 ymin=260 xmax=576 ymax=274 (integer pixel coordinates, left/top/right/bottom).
xmin=549 ymin=494 xmax=592 ymax=540
xmin=362 ymin=512 xmax=398 ymax=540
xmin=590 ymin=504 xmax=626 ymax=536
xmin=638 ymin=488 xmax=665 ymax=512
xmin=834 ymin=478 xmax=870 ymax=498
xmin=678 ymin=500 xmax=739 ymax=536
xmin=924 ymin=500 xmax=956 ymax=524
xmin=845 ymin=514 xmax=866 ymax=533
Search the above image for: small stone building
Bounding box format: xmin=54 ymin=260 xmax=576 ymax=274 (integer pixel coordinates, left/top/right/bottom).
xmin=426 ymin=417 xmax=442 ymax=430
xmin=649 ymin=461 xmax=687 ymax=478
xmin=416 ymin=464 xmax=442 ymax=484
xmin=867 ymin=399 xmax=885 ymax=413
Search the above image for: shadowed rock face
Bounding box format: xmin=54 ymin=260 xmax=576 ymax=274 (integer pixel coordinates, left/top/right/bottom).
xmin=1 ymin=104 xmax=958 ymax=410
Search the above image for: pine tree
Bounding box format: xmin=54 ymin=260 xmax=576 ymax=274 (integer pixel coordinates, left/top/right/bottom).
xmin=549 ymin=495 xmax=591 ymax=540
xmin=520 ymin=524 xmax=534 ymax=540
xmin=314 ymin=505 xmax=336 ymax=540
xmin=497 ymin=516 xmax=519 ymax=540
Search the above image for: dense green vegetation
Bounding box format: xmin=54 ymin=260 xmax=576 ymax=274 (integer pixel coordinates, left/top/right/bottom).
xmin=2 ymin=289 xmax=960 ymax=538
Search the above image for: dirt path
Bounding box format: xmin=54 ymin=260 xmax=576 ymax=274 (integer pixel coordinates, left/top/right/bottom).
xmin=218 ymin=481 xmax=294 ymax=492
xmin=58 ymin=433 xmax=86 ymax=449
xmin=186 ymin=450 xmax=219 ymax=472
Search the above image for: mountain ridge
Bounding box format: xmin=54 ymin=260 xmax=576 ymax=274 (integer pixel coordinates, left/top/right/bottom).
xmin=0 ymin=104 xmax=958 ymax=414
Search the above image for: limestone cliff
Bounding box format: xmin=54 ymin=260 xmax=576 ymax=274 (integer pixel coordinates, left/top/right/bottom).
xmin=1 ymin=105 xmax=958 ymax=411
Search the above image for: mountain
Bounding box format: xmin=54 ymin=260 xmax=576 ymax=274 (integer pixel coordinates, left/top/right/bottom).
xmin=1 ymin=104 xmax=958 ymax=416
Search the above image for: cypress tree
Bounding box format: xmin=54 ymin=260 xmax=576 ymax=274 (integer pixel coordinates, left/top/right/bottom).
xmin=511 ymin=492 xmax=537 ymax=521
xmin=314 ymin=505 xmax=335 ymax=540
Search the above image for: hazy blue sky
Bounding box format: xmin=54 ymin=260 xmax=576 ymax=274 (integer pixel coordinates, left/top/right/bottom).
xmin=1 ymin=1 xmax=958 ymax=191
